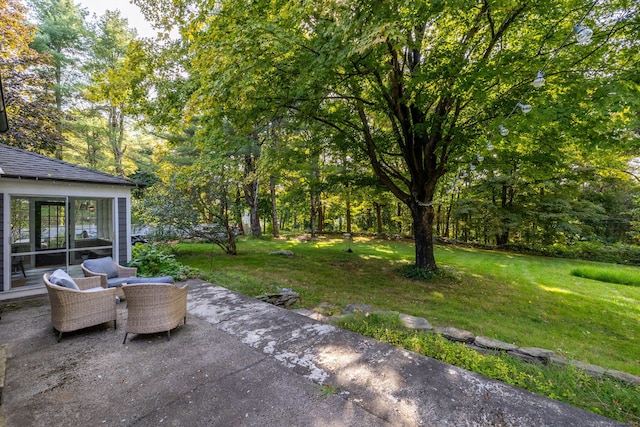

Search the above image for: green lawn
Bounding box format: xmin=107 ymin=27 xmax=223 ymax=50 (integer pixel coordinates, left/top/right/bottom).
xmin=173 ymin=236 xmax=640 ymax=376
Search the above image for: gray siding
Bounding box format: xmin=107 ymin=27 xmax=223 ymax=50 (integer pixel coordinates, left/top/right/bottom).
xmin=118 ymin=198 xmax=127 ymax=265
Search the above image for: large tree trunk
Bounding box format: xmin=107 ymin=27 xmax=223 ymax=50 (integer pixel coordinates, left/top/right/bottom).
xmin=317 ymin=200 xmax=324 ymax=233
xmin=410 ymin=202 xmax=438 ymax=270
xmin=235 ymin=187 xmax=245 ymax=235
xmin=374 ymin=202 xmax=383 ymax=234
xmin=269 ymin=175 xmax=279 ymax=237
xmin=54 ymin=64 xmax=63 ymax=160
xmin=346 ymin=184 xmax=352 ymax=234
xmin=243 ymin=153 xmax=261 ymax=237
xmin=310 ymin=192 xmax=318 ymax=237
xmin=108 ymin=105 xmax=126 ymax=177
xmin=495 ymin=183 xmax=512 ymax=246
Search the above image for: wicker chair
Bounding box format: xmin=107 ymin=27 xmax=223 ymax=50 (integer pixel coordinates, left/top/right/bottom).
xmin=43 ymin=273 xmax=118 ymax=342
xmin=81 ymin=257 xmax=137 ymax=299
xmin=122 ymin=283 xmax=189 ymax=344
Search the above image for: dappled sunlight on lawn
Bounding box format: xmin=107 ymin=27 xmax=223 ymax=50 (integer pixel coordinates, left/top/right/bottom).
xmin=360 ymin=255 xmax=384 ymax=260
xmin=368 ymin=244 xmax=397 ymax=254
xmin=539 ymin=285 xmax=576 ymax=295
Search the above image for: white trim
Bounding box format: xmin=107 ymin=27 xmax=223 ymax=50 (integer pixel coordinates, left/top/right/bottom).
xmin=1 ymin=178 xmax=132 ymax=301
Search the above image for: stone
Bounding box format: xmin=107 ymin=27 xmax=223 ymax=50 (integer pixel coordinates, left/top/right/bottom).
xmin=344 ymin=304 xmax=374 ymax=315
xmin=255 ymin=289 xmax=300 ymax=308
xmin=293 ymin=309 xmax=330 ymax=322
xmin=399 ymin=313 xmax=433 ymax=330
xmin=507 ymin=350 xmax=540 ymax=364
xmin=604 ymin=369 xmax=640 ymax=386
xmin=549 ymin=354 xmax=570 ymax=367
xmin=466 ymin=344 xmax=500 ymax=356
xmin=315 ymin=302 xmax=340 ymax=315
xmin=474 ymin=336 xmax=518 ymax=352
xmin=507 ymin=347 xmax=554 ymax=364
xmin=433 ymin=326 xmax=475 ymax=343
xmin=293 ymin=308 xmax=314 ymax=317
xmin=269 ymin=250 xmax=294 ymax=256
xmin=570 ymin=360 xmax=605 ymax=377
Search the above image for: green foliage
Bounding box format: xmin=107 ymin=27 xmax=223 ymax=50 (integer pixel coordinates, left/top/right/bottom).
xmin=538 ymin=242 xmax=640 ymax=265
xmin=336 ymin=312 xmax=640 ymax=425
xmin=398 ymin=265 xmax=449 ymax=281
xmin=129 ymin=243 xmax=199 ymax=281
xmin=571 ymin=266 xmax=640 ymax=287
xmin=0 ymin=0 xmax=63 ymax=153
xmin=316 ymin=384 xmax=340 ymax=398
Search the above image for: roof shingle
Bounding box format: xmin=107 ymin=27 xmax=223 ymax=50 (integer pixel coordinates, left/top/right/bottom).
xmin=0 ymin=143 xmax=137 ymax=186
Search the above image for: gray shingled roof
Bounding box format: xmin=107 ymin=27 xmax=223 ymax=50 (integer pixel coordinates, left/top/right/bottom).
xmin=0 ymin=143 xmax=138 ymax=186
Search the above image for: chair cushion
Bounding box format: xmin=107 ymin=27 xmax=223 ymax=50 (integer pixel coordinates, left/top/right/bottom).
xmin=49 ymin=269 xmax=80 ymax=290
xmin=106 ymin=277 xmax=131 ymax=288
xmin=127 ymin=276 xmax=175 ymax=284
xmin=84 ymin=257 xmax=118 ymax=279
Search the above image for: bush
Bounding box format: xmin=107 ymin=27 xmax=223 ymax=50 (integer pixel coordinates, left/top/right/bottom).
xmin=129 ymin=244 xmax=200 ymax=281
xmin=570 ymin=266 xmax=640 ymax=287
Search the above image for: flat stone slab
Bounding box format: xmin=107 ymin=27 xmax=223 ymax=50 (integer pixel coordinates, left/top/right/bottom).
xmin=399 ymin=313 xmax=432 ymax=330
xmin=474 ymin=336 xmax=518 ymax=352
xmin=508 ymin=347 xmax=554 ymax=364
xmin=605 ymin=370 xmax=640 ymax=386
xmin=572 ymin=360 xmax=606 ymax=377
xmin=434 ymin=326 xmax=475 ymax=343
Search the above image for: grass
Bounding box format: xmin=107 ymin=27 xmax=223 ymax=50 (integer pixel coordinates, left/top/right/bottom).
xmin=174 ymin=236 xmax=640 ymax=376
xmin=172 ymin=236 xmax=640 ymax=424
xmin=571 ymin=266 xmax=640 ymax=287
xmin=337 ymin=311 xmax=639 ymax=425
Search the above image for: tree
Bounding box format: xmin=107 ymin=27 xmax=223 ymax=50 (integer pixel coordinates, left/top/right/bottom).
xmin=0 ymin=0 xmax=62 ymax=153
xmin=85 ymin=11 xmax=138 ymax=176
xmin=176 ymin=0 xmax=639 ymax=271
xmin=29 ymin=0 xmax=88 ymax=159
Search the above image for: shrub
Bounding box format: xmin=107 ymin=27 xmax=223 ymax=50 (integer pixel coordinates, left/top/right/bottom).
xmin=570 ymin=266 xmax=640 ymax=287
xmin=129 ymin=244 xmax=200 ymax=281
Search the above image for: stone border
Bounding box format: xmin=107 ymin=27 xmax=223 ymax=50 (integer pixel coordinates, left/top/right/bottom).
xmin=293 ymin=305 xmax=640 ymax=387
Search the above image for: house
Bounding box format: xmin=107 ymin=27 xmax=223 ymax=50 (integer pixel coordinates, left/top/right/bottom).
xmin=0 ymin=143 xmax=139 ymax=300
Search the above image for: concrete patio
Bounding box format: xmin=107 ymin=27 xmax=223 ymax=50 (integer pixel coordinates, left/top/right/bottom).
xmin=0 ymin=279 xmax=627 ymax=426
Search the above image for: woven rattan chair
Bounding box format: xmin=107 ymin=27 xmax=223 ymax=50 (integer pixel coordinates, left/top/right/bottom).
xmin=122 ymin=283 xmax=189 ymax=344
xmin=81 ymin=257 xmax=137 ymax=299
xmin=43 ymin=273 xmax=118 ymax=342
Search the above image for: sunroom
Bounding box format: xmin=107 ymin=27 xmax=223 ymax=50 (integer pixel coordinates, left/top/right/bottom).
xmin=0 ymin=144 xmax=138 ymax=300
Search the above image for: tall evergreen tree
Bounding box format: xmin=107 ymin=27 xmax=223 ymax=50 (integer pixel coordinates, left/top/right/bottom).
xmin=29 ymin=0 xmax=89 ymax=159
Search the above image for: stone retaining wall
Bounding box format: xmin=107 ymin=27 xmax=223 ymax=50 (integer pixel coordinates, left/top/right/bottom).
xmin=293 ymin=304 xmax=640 ymax=387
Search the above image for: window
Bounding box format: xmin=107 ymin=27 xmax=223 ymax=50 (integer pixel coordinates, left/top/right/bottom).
xmin=9 ymin=196 xmax=114 ymax=288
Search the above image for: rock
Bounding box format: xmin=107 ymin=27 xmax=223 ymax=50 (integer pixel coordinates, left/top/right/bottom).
xmin=434 ymin=326 xmax=475 ymax=343
xmin=255 ymin=289 xmax=300 ymax=308
xmin=293 ymin=309 xmax=329 ymax=322
xmin=466 ymin=344 xmax=500 ymax=356
xmin=344 ymin=304 xmax=374 ymax=315
xmin=399 ymin=313 xmax=433 ymax=330
xmin=270 ymin=250 xmax=294 ymax=256
xmin=507 ymin=347 xmax=554 ymax=364
xmin=604 ymin=369 xmax=640 ymax=386
xmin=570 ymin=360 xmax=605 ymax=377
xmin=549 ymin=355 xmax=570 ymax=367
xmin=474 ymin=336 xmax=518 ymax=352
xmin=292 ymin=308 xmax=314 ymax=317
xmin=314 ymin=302 xmax=339 ymax=315
xmin=518 ymin=347 xmax=555 ymax=358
